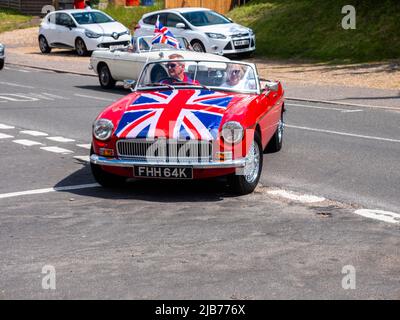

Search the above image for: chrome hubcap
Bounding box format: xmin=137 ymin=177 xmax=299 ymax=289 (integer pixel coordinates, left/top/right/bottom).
xmin=278 ymin=118 xmax=285 ymax=143
xmin=100 ymin=68 xmax=109 ymax=84
xmin=192 ymin=43 xmax=204 ymax=52
xmin=76 ymin=41 xmax=84 ymax=55
xmin=244 ymin=140 xmax=260 ymax=183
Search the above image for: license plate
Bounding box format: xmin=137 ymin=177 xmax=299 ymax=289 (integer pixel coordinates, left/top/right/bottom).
xmin=109 ymin=44 xmax=125 ymax=50
xmin=134 ymin=166 xmax=193 ymax=179
xmin=234 ymin=40 xmax=249 ymax=46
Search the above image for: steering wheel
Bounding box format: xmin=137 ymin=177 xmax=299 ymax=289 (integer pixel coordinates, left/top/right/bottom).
xmin=158 ymin=77 xmax=183 ymax=84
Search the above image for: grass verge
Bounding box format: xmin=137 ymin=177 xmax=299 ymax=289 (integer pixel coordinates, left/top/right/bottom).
xmin=228 ymin=0 xmax=400 ymax=62
xmin=0 ymin=8 xmax=34 ymax=34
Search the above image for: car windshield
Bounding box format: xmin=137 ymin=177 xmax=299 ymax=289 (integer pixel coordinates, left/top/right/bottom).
xmin=181 ymin=11 xmax=231 ymax=27
xmin=72 ymin=11 xmax=114 ymax=25
xmin=137 ymin=60 xmax=259 ymax=94
xmin=135 ymin=36 xmax=189 ymax=52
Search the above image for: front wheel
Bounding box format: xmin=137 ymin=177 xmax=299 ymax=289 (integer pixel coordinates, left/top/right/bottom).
xmin=191 ymin=40 xmax=206 ymax=52
xmin=39 ymin=35 xmax=51 ymax=54
xmin=90 ymin=148 xmax=127 ymax=188
xmin=228 ymin=132 xmax=263 ymax=195
xmin=0 ymin=59 xmax=4 ymax=70
xmin=75 ymin=38 xmax=89 ymax=56
xmin=98 ymin=64 xmax=116 ymax=89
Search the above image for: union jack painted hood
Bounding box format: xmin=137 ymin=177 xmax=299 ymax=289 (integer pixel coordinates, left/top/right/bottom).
xmin=109 ymin=89 xmax=252 ymax=141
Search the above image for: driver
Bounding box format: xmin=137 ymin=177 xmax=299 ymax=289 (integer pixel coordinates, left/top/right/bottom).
xmin=162 ymin=54 xmax=200 ymax=85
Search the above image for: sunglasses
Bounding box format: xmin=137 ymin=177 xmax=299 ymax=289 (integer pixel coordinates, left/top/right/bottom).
xmin=229 ymin=70 xmax=242 ymax=75
xmin=167 ymin=63 xmax=180 ymax=69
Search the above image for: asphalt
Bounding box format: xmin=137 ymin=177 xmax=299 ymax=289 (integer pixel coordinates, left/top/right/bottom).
xmin=0 ymin=66 xmax=399 ymax=299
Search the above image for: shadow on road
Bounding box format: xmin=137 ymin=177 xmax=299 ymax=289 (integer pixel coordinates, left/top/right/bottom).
xmin=54 ymin=163 xmax=233 ymax=203
xmin=75 ymin=85 xmax=128 ymax=95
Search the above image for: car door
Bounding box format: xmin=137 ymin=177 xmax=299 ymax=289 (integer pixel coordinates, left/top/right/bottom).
xmin=43 ymin=13 xmax=57 ymax=45
xmin=55 ymin=13 xmax=76 ymax=48
xmin=256 ymin=82 xmax=283 ymax=144
xmin=165 ymin=13 xmax=197 ymax=44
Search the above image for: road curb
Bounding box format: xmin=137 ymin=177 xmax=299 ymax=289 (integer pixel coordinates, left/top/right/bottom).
xmin=7 ymin=62 xmax=96 ymax=78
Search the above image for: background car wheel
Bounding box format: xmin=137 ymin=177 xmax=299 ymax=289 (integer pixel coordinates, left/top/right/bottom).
xmin=228 ymin=131 xmax=263 ymax=195
xmin=75 ymin=38 xmax=89 ymax=56
xmin=90 ymin=147 xmax=127 ymax=188
xmin=39 ymin=36 xmax=51 ymax=54
xmin=191 ymin=40 xmax=206 ymax=52
xmin=264 ymin=111 xmax=285 ymax=153
xmin=0 ymin=59 xmax=4 ymax=70
xmin=98 ymin=64 xmax=116 ymax=89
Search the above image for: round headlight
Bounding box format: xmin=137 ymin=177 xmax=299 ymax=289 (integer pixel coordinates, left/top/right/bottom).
xmin=93 ymin=119 xmax=114 ymax=141
xmin=221 ymin=121 xmax=244 ymax=144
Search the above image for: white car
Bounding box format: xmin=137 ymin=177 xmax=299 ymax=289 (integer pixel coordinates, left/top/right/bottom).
xmin=39 ymin=9 xmax=131 ymax=56
xmin=89 ymin=36 xmax=230 ymax=89
xmin=134 ymin=7 xmax=255 ymax=57
xmin=0 ymin=44 xmax=4 ymax=70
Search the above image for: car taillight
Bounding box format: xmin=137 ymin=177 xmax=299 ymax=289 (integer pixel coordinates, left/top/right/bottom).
xmin=134 ymin=24 xmax=141 ymax=31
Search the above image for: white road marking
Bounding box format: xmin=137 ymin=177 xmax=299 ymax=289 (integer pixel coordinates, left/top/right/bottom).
xmin=0 ymin=133 xmax=14 ymax=139
xmin=74 ymin=94 xmax=114 ymax=102
xmin=40 ymin=92 xmax=69 ymax=100
xmin=267 ymin=189 xmax=325 ymax=203
xmin=287 ymin=97 xmax=400 ymax=112
xmin=5 ymin=67 xmax=30 ymax=73
xmin=286 ymin=125 xmax=400 ymax=144
xmin=13 ymin=139 xmax=43 ymax=146
xmin=74 ymin=155 xmax=90 ymax=162
xmin=341 ymin=109 xmax=363 ymax=113
xmin=40 ymin=146 xmax=74 ymax=154
xmin=355 ymin=209 xmax=400 ymax=224
xmin=77 ymin=144 xmax=91 ymax=150
xmin=20 ymin=130 xmax=48 ymax=137
xmin=0 ymin=183 xmax=100 ymax=200
xmin=0 ymin=94 xmax=39 ymax=102
xmin=46 ymin=136 xmax=75 ymax=143
xmin=0 ymin=81 xmax=35 ymax=89
xmin=0 ymin=124 xmax=15 ymax=129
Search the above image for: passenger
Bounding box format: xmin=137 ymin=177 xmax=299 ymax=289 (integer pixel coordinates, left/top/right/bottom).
xmin=222 ymin=64 xmax=247 ymax=90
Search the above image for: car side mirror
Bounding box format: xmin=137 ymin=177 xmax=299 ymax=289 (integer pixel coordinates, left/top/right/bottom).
xmin=176 ymin=23 xmax=186 ymax=29
xmin=264 ymin=80 xmax=279 ymax=92
xmin=123 ymin=79 xmax=136 ymax=91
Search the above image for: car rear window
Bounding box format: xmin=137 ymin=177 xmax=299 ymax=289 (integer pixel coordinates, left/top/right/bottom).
xmin=181 ymin=11 xmax=231 ymax=27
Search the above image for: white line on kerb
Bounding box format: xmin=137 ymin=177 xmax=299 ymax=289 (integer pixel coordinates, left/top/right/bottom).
xmin=74 ymin=94 xmax=114 ymax=102
xmin=355 ymin=209 xmax=400 ymax=224
xmin=0 ymin=183 xmax=100 ymax=200
xmin=286 ymin=125 xmax=400 ymax=144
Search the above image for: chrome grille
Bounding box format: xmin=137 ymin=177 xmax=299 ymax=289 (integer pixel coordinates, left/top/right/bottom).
xmin=117 ymin=139 xmax=213 ymax=163
xmin=231 ymin=33 xmax=250 ymax=38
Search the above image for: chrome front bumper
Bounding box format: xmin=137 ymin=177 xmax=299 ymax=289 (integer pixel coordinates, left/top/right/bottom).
xmin=90 ymin=154 xmax=247 ymax=169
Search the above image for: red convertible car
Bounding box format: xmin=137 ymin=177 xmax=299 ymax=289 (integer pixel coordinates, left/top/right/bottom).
xmin=90 ymin=59 xmax=285 ymax=194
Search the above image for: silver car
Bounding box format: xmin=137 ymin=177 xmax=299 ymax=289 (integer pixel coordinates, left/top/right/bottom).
xmin=134 ymin=7 xmax=256 ymax=57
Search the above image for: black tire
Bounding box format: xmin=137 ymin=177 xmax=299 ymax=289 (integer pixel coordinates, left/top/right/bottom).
xmin=264 ymin=112 xmax=284 ymax=153
xmin=98 ymin=64 xmax=116 ymax=89
xmin=39 ymin=35 xmax=51 ymax=54
xmin=191 ymin=40 xmax=206 ymax=53
xmin=90 ymin=147 xmax=127 ymax=188
xmin=228 ymin=131 xmax=263 ymax=195
xmin=0 ymin=59 xmax=4 ymax=70
xmin=75 ymin=38 xmax=89 ymax=56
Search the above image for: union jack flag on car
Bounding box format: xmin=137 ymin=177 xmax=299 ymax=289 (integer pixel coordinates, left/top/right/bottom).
xmin=151 ymin=16 xmax=180 ymax=48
